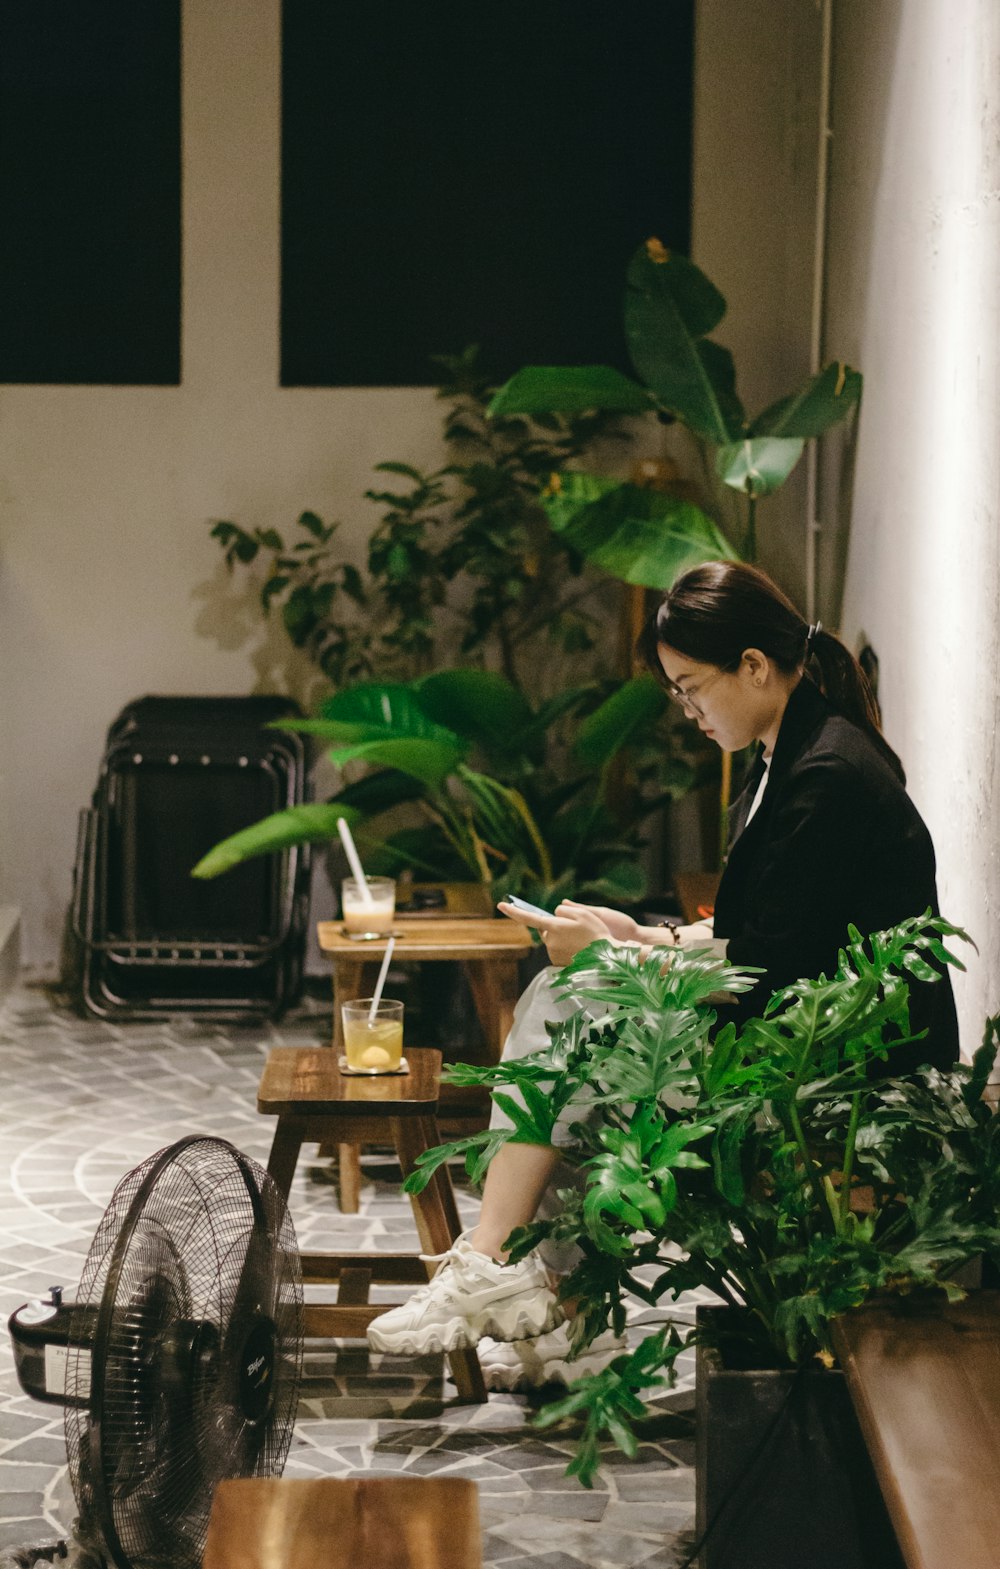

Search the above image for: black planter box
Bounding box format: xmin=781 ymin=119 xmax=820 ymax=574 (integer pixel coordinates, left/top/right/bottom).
xmin=695 ymin=1310 xmax=904 ymax=1569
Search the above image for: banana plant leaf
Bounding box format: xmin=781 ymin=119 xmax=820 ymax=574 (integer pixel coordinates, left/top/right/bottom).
xmin=486 ymin=364 xmax=654 ymax=417
xmin=310 ymin=682 xmax=459 ymax=745
xmin=191 ymin=802 xmax=363 ymax=879
xmin=282 ymin=681 xmax=468 ymax=784
xmin=624 ymin=244 xmax=745 ymax=443
xmin=715 ymin=436 xmax=806 ymax=496
xmin=573 ymin=675 xmax=667 ymax=767
xmin=752 ymin=361 xmax=863 ymax=438
xmin=325 ymin=735 xmax=465 ymax=786
xmin=331 ymin=768 xmax=427 ymax=814
xmin=542 ymin=471 xmax=737 ymax=589
xmin=414 ymin=668 xmax=535 ymax=750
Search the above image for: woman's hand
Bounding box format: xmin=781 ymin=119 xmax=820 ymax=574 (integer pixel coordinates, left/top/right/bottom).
xmin=554 ymin=900 xmax=641 ymax=942
xmin=496 ymin=900 xmax=614 ymax=967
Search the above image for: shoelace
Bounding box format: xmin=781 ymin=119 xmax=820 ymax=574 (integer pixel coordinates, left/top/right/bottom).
xmin=409 ymin=1237 xmax=530 ymax=1295
xmin=402 ymin=1240 xmax=470 ymax=1301
xmin=417 ymin=1243 xmax=461 ymax=1270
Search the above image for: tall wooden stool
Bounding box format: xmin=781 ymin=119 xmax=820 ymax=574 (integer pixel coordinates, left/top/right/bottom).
xmin=318 ymin=914 xmax=533 ymax=1211
xmin=204 ymin=1477 xmax=482 ymax=1569
xmin=257 ymin=1044 xmax=487 ymax=1403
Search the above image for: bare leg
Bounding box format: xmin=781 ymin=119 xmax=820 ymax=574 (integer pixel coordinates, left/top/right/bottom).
xmin=470 ymin=1141 xmax=561 ymax=1260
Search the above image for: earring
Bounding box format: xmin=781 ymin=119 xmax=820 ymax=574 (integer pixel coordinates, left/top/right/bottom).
xmin=754 ymin=679 xmax=763 ymax=688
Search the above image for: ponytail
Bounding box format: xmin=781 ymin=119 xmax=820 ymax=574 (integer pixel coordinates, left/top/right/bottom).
xmin=806 ymin=627 xmax=905 ymax=782
xmin=639 ymin=561 xmax=906 ymax=782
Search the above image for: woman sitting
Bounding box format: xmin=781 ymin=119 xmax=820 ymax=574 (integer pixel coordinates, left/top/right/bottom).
xmin=368 ymin=561 xmax=959 ymax=1384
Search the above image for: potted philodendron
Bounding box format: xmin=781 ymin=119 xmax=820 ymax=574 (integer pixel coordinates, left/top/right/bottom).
xmin=405 ymin=913 xmax=1000 ymax=1569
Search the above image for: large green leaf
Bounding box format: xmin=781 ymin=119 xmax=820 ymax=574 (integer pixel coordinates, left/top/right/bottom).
xmin=624 ymin=244 xmax=744 ymax=443
xmin=487 ymin=365 xmax=654 ymax=417
xmin=628 ymin=242 xmax=727 ymax=337
xmin=752 ymin=361 xmax=863 ymax=439
xmin=542 ymin=471 xmax=738 ymax=589
xmin=414 ymin=668 xmax=535 ymax=750
xmin=331 ymin=768 xmax=427 ymax=815
xmin=283 ymin=685 xmax=466 ymax=785
xmin=308 ymin=682 xmax=458 ymax=746
xmin=325 ymin=736 xmax=465 ymax=786
xmin=715 ymin=436 xmax=806 ymax=496
xmin=191 ymin=803 xmax=361 ymax=879
xmin=573 ymin=675 xmax=667 ymax=767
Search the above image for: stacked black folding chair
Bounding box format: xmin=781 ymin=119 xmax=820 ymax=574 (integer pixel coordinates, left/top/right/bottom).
xmin=72 ymin=696 xmax=311 ymax=1019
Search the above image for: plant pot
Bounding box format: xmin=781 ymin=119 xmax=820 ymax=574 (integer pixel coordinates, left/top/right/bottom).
xmin=694 ymin=1308 xmax=904 ymax=1569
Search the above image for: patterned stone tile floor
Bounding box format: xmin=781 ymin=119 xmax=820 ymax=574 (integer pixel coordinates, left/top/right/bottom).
xmin=0 ymin=983 xmax=701 ymax=1569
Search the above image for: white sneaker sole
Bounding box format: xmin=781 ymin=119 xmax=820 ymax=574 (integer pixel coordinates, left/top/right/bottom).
xmin=367 ymin=1291 xmax=566 ymax=1356
xmin=479 ymin=1333 xmax=627 ymax=1392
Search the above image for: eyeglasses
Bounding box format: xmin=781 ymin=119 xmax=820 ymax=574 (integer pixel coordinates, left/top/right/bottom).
xmin=663 ymin=667 xmax=728 ymax=719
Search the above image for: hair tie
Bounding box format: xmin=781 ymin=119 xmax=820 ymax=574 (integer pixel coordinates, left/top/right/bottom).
xmin=805 ymin=620 xmax=822 ymax=654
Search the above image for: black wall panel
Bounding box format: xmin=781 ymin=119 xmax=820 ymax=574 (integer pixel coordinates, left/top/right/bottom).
xmin=0 ymin=1 xmax=181 ymax=386
xmin=281 ymin=0 xmax=694 ymax=387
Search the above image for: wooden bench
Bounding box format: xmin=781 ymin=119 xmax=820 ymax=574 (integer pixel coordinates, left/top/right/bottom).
xmin=832 ymin=1292 xmax=1000 ymax=1569
xmin=204 ymin=1477 xmax=481 ymax=1569
xmin=257 ymin=1044 xmax=487 ymax=1403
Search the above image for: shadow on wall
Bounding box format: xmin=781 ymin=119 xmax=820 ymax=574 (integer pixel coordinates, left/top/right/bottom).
xmin=191 ymin=558 xmax=330 ymax=710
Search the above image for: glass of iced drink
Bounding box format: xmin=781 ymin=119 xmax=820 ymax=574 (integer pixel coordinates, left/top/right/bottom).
xmin=342 ymin=999 xmax=404 ymax=1073
xmin=341 ymin=877 xmax=396 ymax=934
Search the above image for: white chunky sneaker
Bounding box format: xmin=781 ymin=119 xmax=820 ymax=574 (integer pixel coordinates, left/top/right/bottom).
xmin=367 ymin=1232 xmax=565 ymax=1355
xmin=477 ymin=1320 xmax=628 ymax=1392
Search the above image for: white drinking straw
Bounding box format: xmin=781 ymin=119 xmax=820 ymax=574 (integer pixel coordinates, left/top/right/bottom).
xmin=368 ymin=936 xmax=396 ymax=1024
xmin=337 ymin=816 xmax=374 ymax=906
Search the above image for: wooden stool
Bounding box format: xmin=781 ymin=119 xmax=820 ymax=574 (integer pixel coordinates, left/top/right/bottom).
xmin=204 ymin=1477 xmax=481 ymax=1569
xmin=257 ymin=1045 xmax=487 ymax=1403
xmin=318 ymin=914 xmax=533 ymax=1212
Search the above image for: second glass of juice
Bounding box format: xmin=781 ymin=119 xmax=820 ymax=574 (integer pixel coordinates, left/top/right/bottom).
xmin=342 ymin=999 xmax=404 ymax=1073
xmin=341 ymin=877 xmax=396 ymax=933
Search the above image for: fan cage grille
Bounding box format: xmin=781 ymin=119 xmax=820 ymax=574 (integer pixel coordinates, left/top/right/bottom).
xmin=65 ymin=1137 xmax=303 ymax=1569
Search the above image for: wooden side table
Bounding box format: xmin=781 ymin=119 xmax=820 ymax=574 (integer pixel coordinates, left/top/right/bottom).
xmin=257 ymin=1044 xmax=487 ymax=1403
xmin=317 ymin=915 xmax=533 ymax=1211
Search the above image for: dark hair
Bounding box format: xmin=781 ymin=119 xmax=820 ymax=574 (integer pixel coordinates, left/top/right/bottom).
xmin=637 ymin=560 xmax=905 ymax=781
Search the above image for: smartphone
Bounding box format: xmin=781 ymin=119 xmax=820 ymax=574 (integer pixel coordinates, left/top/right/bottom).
xmin=502 ymin=894 xmax=553 ymax=923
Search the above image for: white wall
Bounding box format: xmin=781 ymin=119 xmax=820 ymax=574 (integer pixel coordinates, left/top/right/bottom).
xmin=0 ymin=0 xmax=444 ymax=970
xmin=827 ymin=0 xmax=1000 ymax=1056
xmin=691 ymin=0 xmax=826 ymax=608
xmin=693 ymin=0 xmax=1000 ymax=1056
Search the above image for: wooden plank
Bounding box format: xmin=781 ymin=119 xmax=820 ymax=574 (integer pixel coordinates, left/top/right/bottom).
xmin=301 ymin=1302 xmax=389 ymax=1337
xmin=336 ymin=1267 xmax=372 ymax=1306
xmin=204 ymin=1477 xmax=481 ymax=1569
xmin=318 ymin=916 xmax=532 ymax=960
xmin=299 ymin=1252 xmax=428 ymax=1284
xmin=338 ymin=1141 xmax=361 ymax=1212
xmin=832 ymin=1294 xmax=1000 ymax=1569
xmin=257 ymin=1046 xmax=442 ymax=1117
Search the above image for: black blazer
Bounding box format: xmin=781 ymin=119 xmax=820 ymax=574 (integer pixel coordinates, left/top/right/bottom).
xmin=712 ymin=677 xmax=959 ymax=1069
